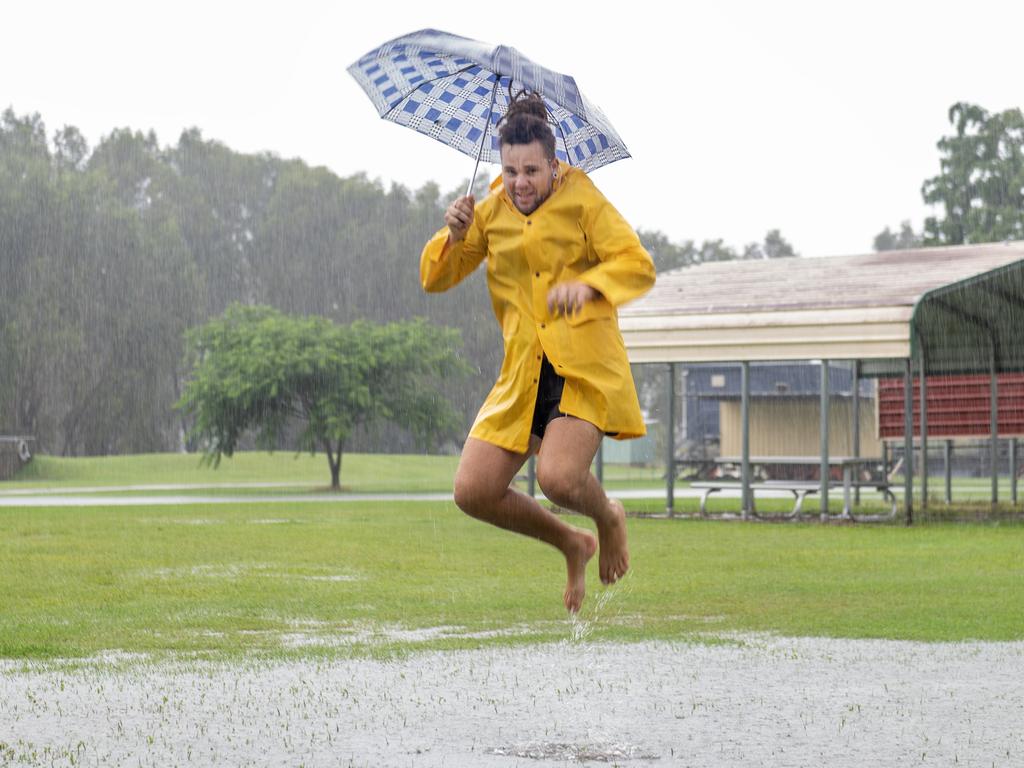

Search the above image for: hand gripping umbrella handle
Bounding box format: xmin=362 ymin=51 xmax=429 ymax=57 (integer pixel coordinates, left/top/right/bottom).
xmin=466 ymin=76 xmax=501 ymax=198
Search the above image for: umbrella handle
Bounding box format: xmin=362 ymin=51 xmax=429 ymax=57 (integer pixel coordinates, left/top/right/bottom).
xmin=466 ymin=77 xmax=500 ymax=197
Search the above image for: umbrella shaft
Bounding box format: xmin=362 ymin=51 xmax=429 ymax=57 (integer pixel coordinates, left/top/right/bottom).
xmin=467 ymin=77 xmax=500 ymax=197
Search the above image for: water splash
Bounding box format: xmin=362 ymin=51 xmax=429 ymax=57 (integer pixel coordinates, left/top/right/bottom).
xmin=568 ymin=570 xmax=635 ymax=643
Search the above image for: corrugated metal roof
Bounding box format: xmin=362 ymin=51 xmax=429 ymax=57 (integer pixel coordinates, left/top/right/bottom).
xmin=625 ymin=242 xmax=1024 ymax=316
xmin=619 ymin=242 xmax=1024 ymax=367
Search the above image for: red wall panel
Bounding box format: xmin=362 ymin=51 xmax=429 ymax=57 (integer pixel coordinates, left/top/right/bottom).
xmin=878 ymin=374 xmax=1024 ymax=439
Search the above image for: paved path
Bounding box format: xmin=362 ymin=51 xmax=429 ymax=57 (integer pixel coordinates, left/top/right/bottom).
xmin=0 ymin=483 xmax=901 ymax=509
xmin=0 ymin=484 xmax=698 ymax=507
xmin=0 ymin=481 xmax=311 ymax=495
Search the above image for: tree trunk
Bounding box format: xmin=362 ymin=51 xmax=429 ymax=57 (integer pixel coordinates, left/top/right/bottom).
xmin=324 ymin=438 xmax=343 ymax=490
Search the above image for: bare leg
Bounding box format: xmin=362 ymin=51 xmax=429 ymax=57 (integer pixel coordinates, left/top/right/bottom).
xmin=535 ymin=417 xmax=629 ymax=585
xmin=453 ymin=436 xmax=597 ymax=612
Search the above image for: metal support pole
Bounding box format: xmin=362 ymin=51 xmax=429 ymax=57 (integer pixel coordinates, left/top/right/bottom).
xmin=595 ymin=437 xmax=604 ymax=484
xmin=944 ymin=440 xmax=952 ymax=505
xmin=903 ymin=358 xmax=914 ymax=525
xmin=527 ymin=455 xmax=536 ymax=499
xmin=1011 ymin=438 xmax=1018 ymax=505
xmin=666 ymin=362 xmax=676 ymax=517
xmin=820 ymin=360 xmax=830 ymax=521
xmin=741 ymin=361 xmax=752 ymax=520
xmin=990 ymin=340 xmax=999 ymax=507
xmin=919 ymin=344 xmax=928 ymax=511
xmin=852 ymin=360 xmax=861 ymax=505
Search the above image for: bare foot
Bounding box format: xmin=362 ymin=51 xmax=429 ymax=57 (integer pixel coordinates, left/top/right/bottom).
xmin=596 ymin=499 xmax=629 ymax=585
xmin=563 ymin=528 xmax=597 ymax=613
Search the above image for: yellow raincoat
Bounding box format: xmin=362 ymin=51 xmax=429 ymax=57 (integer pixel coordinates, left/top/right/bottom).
xmin=420 ymin=163 xmax=656 ymax=454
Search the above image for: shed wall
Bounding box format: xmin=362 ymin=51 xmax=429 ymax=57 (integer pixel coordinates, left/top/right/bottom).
xmin=719 ymin=399 xmax=882 ymax=457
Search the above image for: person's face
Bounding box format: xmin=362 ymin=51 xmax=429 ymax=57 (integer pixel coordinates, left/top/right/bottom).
xmin=500 ymin=141 xmax=557 ymax=215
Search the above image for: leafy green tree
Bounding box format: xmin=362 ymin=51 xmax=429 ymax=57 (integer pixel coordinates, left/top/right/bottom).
xmin=637 ymin=229 xmax=698 ymax=272
xmin=0 ymin=112 xmax=205 ymax=455
xmin=758 ymin=229 xmax=798 ymax=260
xmin=638 ymin=228 xmax=799 ymax=272
xmin=176 ymin=304 xmax=471 ymax=488
xmin=0 ymin=110 xmax=56 ymax=441
xmin=922 ymin=102 xmax=1024 ymax=245
xmin=873 ymin=220 xmax=923 ymax=252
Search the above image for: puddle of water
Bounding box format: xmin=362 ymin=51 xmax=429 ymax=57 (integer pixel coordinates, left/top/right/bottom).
xmin=157 ymin=517 xmax=224 ymax=525
xmin=248 ymin=518 xmax=303 ymax=525
xmin=146 ymin=563 xmax=250 ymax=579
xmin=488 ymin=740 xmax=659 ymax=762
xmin=2 ymin=637 xmax=1023 ymax=767
xmin=139 ymin=564 xmax=362 ymax=583
xmin=279 ymin=622 xmax=540 ymax=649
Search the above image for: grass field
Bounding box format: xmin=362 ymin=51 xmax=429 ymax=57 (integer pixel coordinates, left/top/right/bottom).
xmin=7 ymin=452 xmax=461 ymax=492
xmin=2 ymin=451 xmax=1023 ymax=661
xmin=6 ymin=451 xmax=666 ymax=494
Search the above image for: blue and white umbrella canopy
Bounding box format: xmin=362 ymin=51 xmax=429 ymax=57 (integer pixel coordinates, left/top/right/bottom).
xmin=348 ymin=29 xmax=630 ymax=176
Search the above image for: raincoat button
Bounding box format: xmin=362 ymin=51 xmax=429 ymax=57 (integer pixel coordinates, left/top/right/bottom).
xmin=540 ymin=323 xmax=546 ymax=329
xmin=535 ymin=272 xmax=540 ymax=277
xmin=526 ymin=220 xmax=532 ymax=226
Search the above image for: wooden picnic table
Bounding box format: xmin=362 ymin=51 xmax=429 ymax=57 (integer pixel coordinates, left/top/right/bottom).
xmin=714 ymin=456 xmax=889 ymax=519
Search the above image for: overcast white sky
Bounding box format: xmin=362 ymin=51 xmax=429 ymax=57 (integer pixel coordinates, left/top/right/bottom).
xmin=3 ymin=0 xmax=1021 ymax=257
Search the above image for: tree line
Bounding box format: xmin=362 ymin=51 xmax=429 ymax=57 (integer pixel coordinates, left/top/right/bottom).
xmin=0 ymin=110 xmax=507 ymax=456
xmin=3 ymin=101 xmax=1018 ymax=457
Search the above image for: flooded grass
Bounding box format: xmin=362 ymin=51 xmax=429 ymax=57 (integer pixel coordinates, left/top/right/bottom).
xmin=2 ymin=489 xmax=1023 ymax=766
xmin=1 ymin=637 xmax=1022 ymax=767
xmin=1 ymin=500 xmax=1023 ymax=663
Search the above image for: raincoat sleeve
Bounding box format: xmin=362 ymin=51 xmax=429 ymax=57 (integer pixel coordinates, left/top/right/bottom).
xmin=419 ymin=214 xmax=488 ymax=293
xmin=574 ymin=181 xmax=656 ymax=306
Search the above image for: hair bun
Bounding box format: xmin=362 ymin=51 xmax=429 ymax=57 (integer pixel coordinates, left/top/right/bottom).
xmin=505 ymin=90 xmax=548 ymax=123
xmin=497 ymin=88 xmax=556 ymax=160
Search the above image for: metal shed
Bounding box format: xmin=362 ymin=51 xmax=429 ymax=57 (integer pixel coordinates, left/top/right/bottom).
xmin=618 ymin=241 xmax=1024 ymax=521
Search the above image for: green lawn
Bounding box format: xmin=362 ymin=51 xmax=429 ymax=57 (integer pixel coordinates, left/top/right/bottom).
xmin=1 ymin=497 xmax=1021 ymax=661
xmin=7 ymin=451 xmax=670 ymax=494
xmin=8 ymin=451 xmax=461 ymax=493
xmin=12 ymin=450 xmax=1020 ymax=504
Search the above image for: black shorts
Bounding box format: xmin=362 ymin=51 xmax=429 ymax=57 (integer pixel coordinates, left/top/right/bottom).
xmin=530 ymin=356 xmax=566 ymax=440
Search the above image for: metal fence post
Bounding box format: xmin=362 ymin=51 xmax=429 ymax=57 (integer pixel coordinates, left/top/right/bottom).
xmin=820 ymin=360 xmax=830 ymax=522
xmin=1011 ymin=438 xmax=1018 ymax=505
xmin=990 ymin=339 xmax=999 ymax=508
xmin=944 ymin=440 xmax=952 ymax=505
xmin=741 ymin=361 xmax=751 ymax=520
xmin=903 ymin=358 xmax=914 ymax=525
xmin=666 ymin=362 xmax=676 ymax=517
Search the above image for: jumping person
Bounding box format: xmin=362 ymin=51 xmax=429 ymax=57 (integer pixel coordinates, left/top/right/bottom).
xmin=420 ymin=91 xmax=655 ymax=612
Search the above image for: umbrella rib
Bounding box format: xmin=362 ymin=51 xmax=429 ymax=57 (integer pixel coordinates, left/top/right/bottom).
xmin=552 ymin=113 xmax=572 ymax=166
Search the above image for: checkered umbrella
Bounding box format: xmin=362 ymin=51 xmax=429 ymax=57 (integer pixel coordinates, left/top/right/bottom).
xmin=348 ymin=29 xmax=629 ymax=192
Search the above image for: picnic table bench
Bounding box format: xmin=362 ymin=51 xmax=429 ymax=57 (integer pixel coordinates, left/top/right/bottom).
xmin=690 ymin=478 xmax=897 ymax=521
